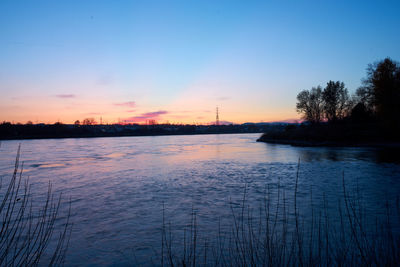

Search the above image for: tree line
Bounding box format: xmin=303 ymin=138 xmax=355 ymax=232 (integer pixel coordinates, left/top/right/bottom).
xmin=296 ymin=57 xmax=400 ymax=129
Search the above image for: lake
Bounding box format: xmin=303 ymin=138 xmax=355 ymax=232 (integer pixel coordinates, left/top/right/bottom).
xmin=0 ymin=133 xmax=399 ymax=266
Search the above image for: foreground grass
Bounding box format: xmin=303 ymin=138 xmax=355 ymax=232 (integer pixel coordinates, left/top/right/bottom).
xmin=156 ymin=162 xmax=400 ymax=266
xmin=0 ymin=146 xmax=72 ymax=266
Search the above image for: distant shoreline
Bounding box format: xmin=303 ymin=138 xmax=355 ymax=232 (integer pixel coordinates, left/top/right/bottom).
xmin=0 ymin=130 xmax=263 ymax=141
xmin=0 ymin=122 xmax=290 ymax=141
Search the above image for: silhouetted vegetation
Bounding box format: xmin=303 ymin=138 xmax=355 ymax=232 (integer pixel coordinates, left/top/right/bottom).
xmin=357 ymin=57 xmax=400 ymax=130
xmin=296 ymin=81 xmax=353 ymax=124
xmin=322 ymin=81 xmax=353 ymax=122
xmin=0 ymin=122 xmax=284 ymax=140
xmin=260 ymin=58 xmax=400 ymax=146
xmin=146 ymin=166 xmax=400 ymax=266
xmin=0 ymin=147 xmax=72 ymax=266
xmin=296 ymin=86 xmax=324 ymax=124
xmin=82 ymin=118 xmax=96 ymax=125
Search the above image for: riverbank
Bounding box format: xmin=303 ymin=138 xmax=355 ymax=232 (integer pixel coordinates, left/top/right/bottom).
xmin=0 ymin=122 xmax=280 ymax=141
xmin=257 ymin=137 xmax=400 ymax=148
xmin=257 ymin=122 xmax=400 ymax=148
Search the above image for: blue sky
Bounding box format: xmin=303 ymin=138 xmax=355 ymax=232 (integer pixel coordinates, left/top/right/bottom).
xmin=1 ymin=0 xmax=400 ymax=124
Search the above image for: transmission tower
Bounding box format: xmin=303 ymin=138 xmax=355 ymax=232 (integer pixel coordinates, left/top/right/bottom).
xmin=216 ymin=106 xmax=220 ymax=126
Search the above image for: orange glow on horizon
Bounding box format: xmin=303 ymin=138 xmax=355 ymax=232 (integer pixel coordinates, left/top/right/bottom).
xmin=0 ymin=85 xmax=299 ymax=124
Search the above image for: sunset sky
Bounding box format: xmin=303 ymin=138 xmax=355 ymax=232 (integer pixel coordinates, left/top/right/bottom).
xmin=1 ymin=0 xmax=400 ymax=124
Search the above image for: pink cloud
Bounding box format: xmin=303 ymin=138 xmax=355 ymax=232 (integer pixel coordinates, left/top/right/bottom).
xmin=124 ymin=110 xmax=168 ymax=123
xmin=55 ymin=94 xmax=76 ymax=98
xmin=126 ymin=110 xmax=136 ymax=113
xmin=114 ymin=101 xmax=136 ymax=108
xmin=142 ymin=111 xmax=168 ymax=117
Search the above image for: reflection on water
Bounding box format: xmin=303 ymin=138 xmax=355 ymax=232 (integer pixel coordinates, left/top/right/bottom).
xmin=374 ymin=148 xmax=400 ymax=164
xmin=295 ymin=146 xmax=400 ymax=164
xmin=30 ymin=163 xmax=67 ymax=168
xmin=0 ymin=134 xmax=399 ymax=266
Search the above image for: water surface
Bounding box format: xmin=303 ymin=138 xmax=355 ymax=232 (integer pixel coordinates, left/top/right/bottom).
xmin=0 ymin=134 xmax=399 ymax=265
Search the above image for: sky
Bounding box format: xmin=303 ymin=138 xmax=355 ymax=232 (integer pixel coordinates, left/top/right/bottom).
xmin=1 ymin=0 xmax=400 ymax=124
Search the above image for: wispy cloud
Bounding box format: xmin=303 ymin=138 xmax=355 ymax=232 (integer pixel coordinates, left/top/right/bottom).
xmin=55 ymin=94 xmax=76 ymax=99
xmin=217 ymin=96 xmax=230 ymax=101
xmin=114 ymin=101 xmax=136 ymax=108
xmin=124 ymin=110 xmax=168 ymax=123
xmin=142 ymin=111 xmax=168 ymax=117
xmin=126 ymin=110 xmax=136 ymax=113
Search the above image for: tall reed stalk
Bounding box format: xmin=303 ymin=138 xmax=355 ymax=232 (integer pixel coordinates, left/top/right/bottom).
xmin=157 ymin=161 xmax=400 ymax=266
xmin=0 ymin=145 xmax=72 ymax=266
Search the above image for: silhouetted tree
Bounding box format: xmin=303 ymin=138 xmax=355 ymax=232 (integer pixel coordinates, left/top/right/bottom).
xmin=358 ymin=58 xmax=400 ymax=126
xmin=322 ymin=81 xmax=351 ymax=122
xmin=148 ymin=119 xmax=157 ymax=125
xmin=350 ymin=102 xmax=372 ymax=123
xmin=74 ymin=120 xmax=80 ymax=125
xmin=355 ymin=86 xmax=374 ymax=112
xmin=296 ymin=86 xmax=323 ymax=123
xmin=82 ymin=118 xmax=96 ymax=125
